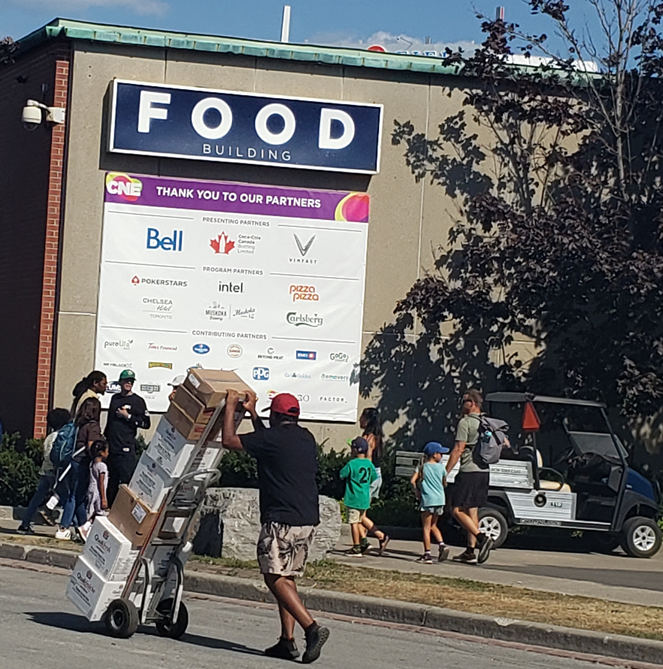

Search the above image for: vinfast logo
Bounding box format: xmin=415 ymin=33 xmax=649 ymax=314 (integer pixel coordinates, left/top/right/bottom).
xmin=131 ymin=276 xmax=188 ymax=287
xmin=290 ymin=234 xmax=317 ymax=265
xmin=210 ymin=232 xmax=235 ymax=255
xmin=105 ymin=173 xmax=143 ymax=201
xmin=286 ymin=312 xmax=323 ymax=328
xmin=330 ymin=352 xmax=349 ymax=362
xmin=296 ymin=350 xmax=317 ymax=360
xmin=147 ymin=228 xmax=183 ymax=251
xmin=252 ymin=367 xmax=270 ymax=381
xmin=193 ymin=343 xmax=210 ymax=355
xmin=289 ymin=285 xmax=319 ymax=302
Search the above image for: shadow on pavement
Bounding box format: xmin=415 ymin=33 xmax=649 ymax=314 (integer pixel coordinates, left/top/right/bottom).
xmin=149 ymin=630 xmax=264 ymax=655
xmin=27 ymin=611 xmax=102 ymax=634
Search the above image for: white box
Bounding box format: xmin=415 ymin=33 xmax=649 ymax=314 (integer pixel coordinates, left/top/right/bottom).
xmin=129 ymin=453 xmax=174 ymax=510
xmin=146 ymin=417 xmax=197 ymax=478
xmin=82 ymin=516 xmax=139 ymax=580
xmin=66 ymin=556 xmax=126 ymax=622
xmin=186 ymin=445 xmax=223 ymax=474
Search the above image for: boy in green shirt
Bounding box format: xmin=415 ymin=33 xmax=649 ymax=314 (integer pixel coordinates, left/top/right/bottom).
xmin=340 ymin=437 xmax=390 ymax=556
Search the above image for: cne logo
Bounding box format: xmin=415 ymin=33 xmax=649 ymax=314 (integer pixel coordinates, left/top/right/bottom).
xmin=106 ymin=173 xmax=143 ymax=201
xmin=193 ymin=343 xmax=210 ymax=355
xmin=210 ymin=232 xmax=235 ymax=255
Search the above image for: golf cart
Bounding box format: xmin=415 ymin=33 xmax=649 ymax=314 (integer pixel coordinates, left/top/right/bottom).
xmin=474 ymin=393 xmax=662 ymax=557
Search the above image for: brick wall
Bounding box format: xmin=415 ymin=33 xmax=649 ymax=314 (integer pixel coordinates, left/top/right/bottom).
xmin=0 ymin=41 xmax=70 ymax=438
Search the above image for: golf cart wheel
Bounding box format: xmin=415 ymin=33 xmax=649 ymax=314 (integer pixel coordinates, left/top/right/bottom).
xmin=620 ymin=517 xmax=662 ymax=558
xmin=155 ymin=598 xmax=189 ymax=639
xmin=104 ymin=599 xmax=139 ymax=638
xmin=478 ymin=507 xmax=508 ymax=548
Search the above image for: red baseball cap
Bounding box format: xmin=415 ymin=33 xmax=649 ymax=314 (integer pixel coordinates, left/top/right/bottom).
xmin=264 ymin=393 xmax=300 ymax=417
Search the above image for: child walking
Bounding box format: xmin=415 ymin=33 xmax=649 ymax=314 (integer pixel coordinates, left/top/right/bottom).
xmin=80 ymin=440 xmax=109 ymax=540
xmin=340 ymin=437 xmax=389 ymax=556
xmin=411 ymin=441 xmax=450 ymax=564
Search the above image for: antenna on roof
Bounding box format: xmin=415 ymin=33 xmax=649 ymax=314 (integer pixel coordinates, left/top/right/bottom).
xmin=280 ymin=5 xmax=291 ymax=43
xmin=496 ymin=6 xmax=505 ymax=20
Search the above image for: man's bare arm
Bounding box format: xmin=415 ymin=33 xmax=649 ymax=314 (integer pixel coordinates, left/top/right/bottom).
xmin=222 ymin=389 xmax=248 ymax=451
xmin=446 ymin=441 xmax=466 ymax=474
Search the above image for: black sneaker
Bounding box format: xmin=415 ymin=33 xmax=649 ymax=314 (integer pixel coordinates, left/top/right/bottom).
xmin=452 ymin=549 xmax=478 ymax=564
xmin=438 ymin=545 xmax=450 ymax=562
xmin=359 ymin=538 xmax=371 ymax=554
xmin=264 ymin=637 xmax=300 ymax=660
xmin=416 ymin=552 xmax=433 ymax=564
xmin=476 ymin=533 xmax=494 ymax=564
xmin=346 ymin=546 xmax=363 ymax=557
xmin=302 ymin=624 xmax=330 ymax=664
xmin=16 ymin=525 xmax=34 ymax=535
xmin=377 ymin=535 xmax=390 ymax=556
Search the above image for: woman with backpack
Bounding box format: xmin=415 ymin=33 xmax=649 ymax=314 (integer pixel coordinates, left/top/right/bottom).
xmin=57 ymin=397 xmax=104 ymax=541
xmin=71 ymin=370 xmax=107 ymax=417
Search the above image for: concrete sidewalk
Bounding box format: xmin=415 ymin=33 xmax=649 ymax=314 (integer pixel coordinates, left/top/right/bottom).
xmin=331 ymin=526 xmax=663 ymax=609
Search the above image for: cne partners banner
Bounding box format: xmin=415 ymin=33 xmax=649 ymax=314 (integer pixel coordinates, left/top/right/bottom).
xmin=95 ymin=173 xmax=369 ymax=421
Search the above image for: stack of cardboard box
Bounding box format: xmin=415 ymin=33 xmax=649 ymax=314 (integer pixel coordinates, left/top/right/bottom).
xmin=66 ymin=369 xmax=253 ymax=621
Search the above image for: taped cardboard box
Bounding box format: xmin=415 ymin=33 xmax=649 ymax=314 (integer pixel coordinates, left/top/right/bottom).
xmin=183 ymin=368 xmax=253 ymax=408
xmin=66 ymin=555 xmax=126 ymax=622
xmin=164 ymin=403 xmax=209 ymax=441
xmin=129 ymin=453 xmax=174 ymax=510
xmin=146 ymin=416 xmax=197 ymax=478
xmin=172 ymin=384 xmax=215 ymax=424
xmin=108 ymin=484 xmax=159 ymax=547
xmin=82 ymin=516 xmax=139 ymax=580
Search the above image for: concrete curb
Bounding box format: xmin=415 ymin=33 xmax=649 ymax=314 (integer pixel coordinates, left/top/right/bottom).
xmin=3 ymin=540 xmax=663 ymax=664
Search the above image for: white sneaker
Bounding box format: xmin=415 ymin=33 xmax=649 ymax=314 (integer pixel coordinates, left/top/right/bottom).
xmin=55 ymin=528 xmax=71 ymax=540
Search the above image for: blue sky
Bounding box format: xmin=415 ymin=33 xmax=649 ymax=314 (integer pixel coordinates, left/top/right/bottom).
xmin=3 ymin=0 xmax=599 ymax=54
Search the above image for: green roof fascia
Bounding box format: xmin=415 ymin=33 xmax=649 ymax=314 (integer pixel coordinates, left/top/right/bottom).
xmin=17 ymin=18 xmax=464 ymax=77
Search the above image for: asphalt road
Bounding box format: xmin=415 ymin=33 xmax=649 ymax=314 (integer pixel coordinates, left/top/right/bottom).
xmin=0 ymin=560 xmax=646 ymax=669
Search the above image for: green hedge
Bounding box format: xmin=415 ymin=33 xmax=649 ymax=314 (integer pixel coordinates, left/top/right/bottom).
xmin=0 ymin=433 xmax=43 ymax=507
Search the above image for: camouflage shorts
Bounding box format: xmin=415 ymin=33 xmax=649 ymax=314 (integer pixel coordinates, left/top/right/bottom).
xmin=257 ymin=522 xmax=316 ymax=577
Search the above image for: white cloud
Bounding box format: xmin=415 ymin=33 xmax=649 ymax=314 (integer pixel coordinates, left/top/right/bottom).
xmin=303 ymin=31 xmax=477 ymax=56
xmin=10 ymin=0 xmax=169 ymax=17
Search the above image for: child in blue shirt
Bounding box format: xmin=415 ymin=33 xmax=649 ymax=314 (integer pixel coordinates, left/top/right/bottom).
xmin=410 ymin=441 xmax=449 ymax=563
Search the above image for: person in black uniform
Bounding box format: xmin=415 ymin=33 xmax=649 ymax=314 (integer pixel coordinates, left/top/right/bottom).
xmin=105 ymin=369 xmax=150 ymax=505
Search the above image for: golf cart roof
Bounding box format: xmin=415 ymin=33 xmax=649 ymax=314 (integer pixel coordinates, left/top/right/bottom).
xmin=485 ymin=392 xmax=606 ymax=409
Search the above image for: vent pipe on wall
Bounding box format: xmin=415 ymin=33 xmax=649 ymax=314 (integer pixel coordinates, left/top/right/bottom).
xmin=280 ymin=5 xmax=291 ymax=43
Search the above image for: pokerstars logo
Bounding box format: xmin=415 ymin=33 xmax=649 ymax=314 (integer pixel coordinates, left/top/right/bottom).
xmin=289 ymin=285 xmax=319 ymax=302
xmin=131 ymin=276 xmax=188 ymax=287
xmin=106 ymin=173 xmax=143 ymax=201
xmin=210 ymin=232 xmax=235 ymax=255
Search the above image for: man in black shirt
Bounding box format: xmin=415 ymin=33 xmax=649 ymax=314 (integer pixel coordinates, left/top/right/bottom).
xmin=222 ymin=389 xmax=329 ymax=664
xmin=105 ymin=369 xmax=150 ymax=505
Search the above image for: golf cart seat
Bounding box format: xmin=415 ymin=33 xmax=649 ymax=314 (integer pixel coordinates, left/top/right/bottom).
xmin=536 ymin=450 xmax=571 ymax=492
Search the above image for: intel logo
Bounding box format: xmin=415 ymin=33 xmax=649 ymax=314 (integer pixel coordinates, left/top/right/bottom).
xmin=193 ymin=343 xmax=210 ymax=355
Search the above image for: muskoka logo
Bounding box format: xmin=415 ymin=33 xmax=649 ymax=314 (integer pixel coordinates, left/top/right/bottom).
xmin=286 ymin=312 xmax=323 ymax=328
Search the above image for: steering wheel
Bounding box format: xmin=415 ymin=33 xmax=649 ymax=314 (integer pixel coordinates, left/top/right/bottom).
xmin=553 ymin=445 xmax=576 ymax=467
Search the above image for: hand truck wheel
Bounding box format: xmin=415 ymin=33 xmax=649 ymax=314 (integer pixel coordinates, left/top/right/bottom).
xmin=104 ymin=599 xmax=139 ymax=638
xmin=155 ymin=598 xmax=189 ymax=639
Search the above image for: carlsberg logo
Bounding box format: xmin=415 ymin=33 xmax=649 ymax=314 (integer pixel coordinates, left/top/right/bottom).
xmin=286 ymin=312 xmax=323 ymax=328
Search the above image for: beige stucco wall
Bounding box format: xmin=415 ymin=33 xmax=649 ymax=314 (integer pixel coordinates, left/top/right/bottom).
xmin=53 ymin=42 xmax=531 ymax=449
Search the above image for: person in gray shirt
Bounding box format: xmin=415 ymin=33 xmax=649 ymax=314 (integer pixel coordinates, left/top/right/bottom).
xmin=445 ymin=389 xmax=494 ymax=564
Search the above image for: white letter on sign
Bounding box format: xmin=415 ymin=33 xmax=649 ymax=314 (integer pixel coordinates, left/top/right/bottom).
xmin=319 ymin=108 xmax=355 ymax=150
xmin=138 ymin=91 xmax=171 ymax=133
xmin=255 ymin=103 xmax=296 ymax=146
xmin=191 ymin=98 xmax=233 ymax=140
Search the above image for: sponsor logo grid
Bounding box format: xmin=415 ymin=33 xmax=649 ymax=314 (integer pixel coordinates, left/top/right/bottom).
xmin=96 ymin=174 xmax=368 ymax=420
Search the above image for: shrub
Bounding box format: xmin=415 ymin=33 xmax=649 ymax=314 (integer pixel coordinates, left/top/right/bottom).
xmin=0 ymin=432 xmax=42 ymax=506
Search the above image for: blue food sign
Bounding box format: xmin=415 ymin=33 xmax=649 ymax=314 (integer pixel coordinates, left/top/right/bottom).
xmin=109 ymin=80 xmax=383 ymax=174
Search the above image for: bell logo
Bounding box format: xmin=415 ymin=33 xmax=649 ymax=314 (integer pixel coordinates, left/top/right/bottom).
xmin=106 ymin=173 xmax=143 ymax=201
